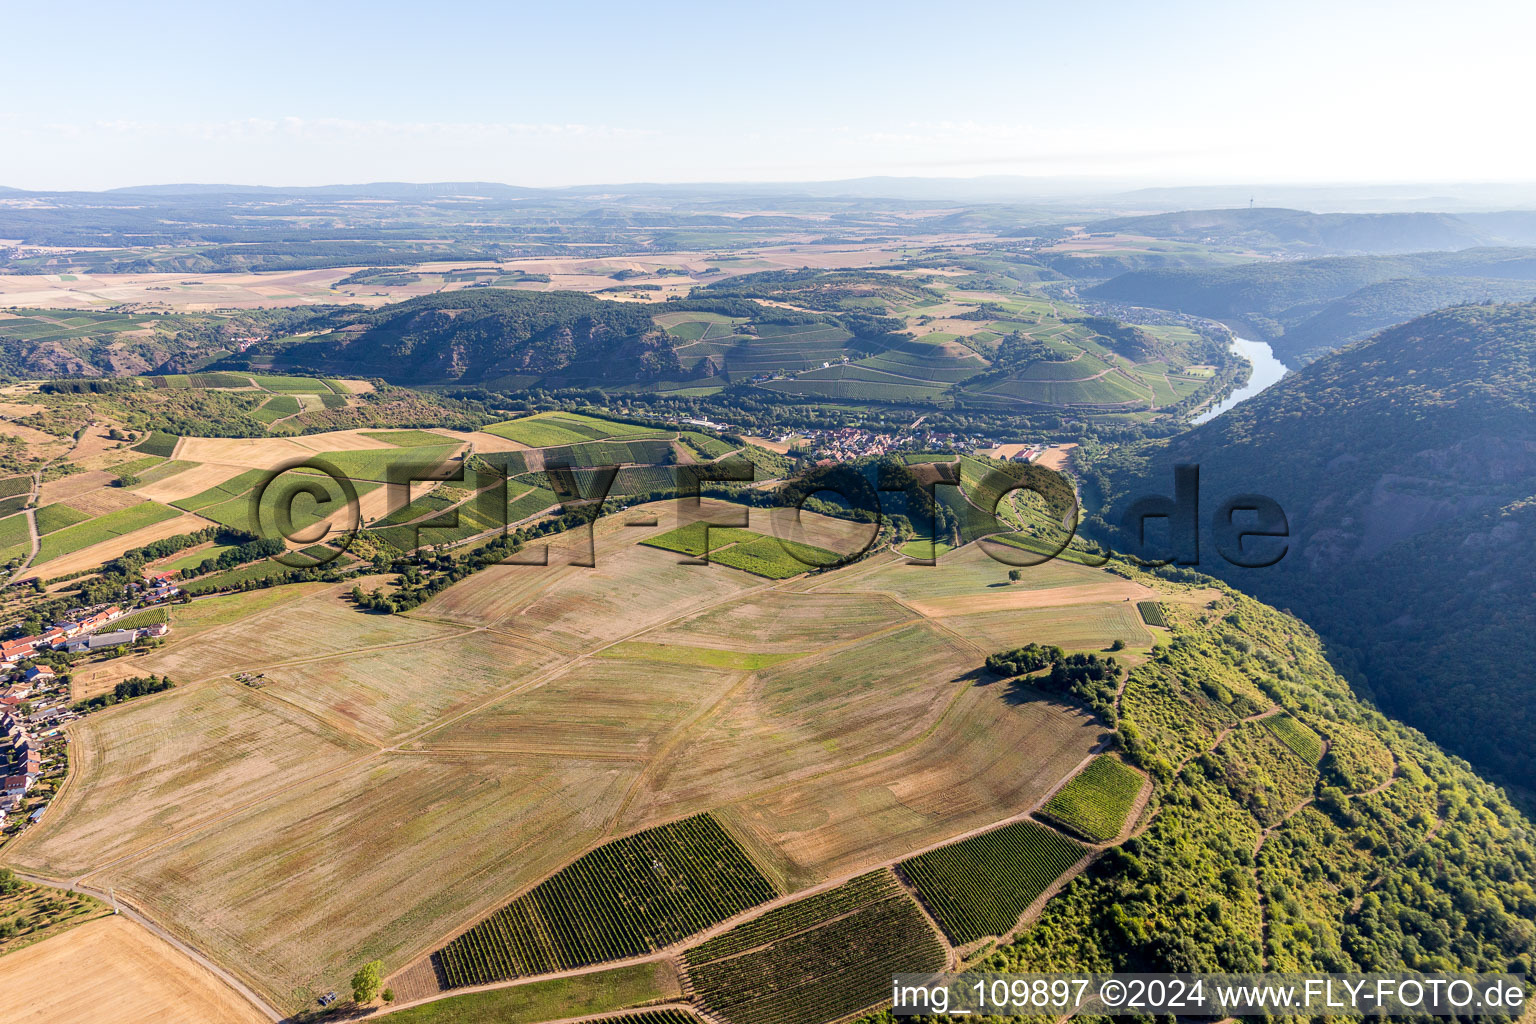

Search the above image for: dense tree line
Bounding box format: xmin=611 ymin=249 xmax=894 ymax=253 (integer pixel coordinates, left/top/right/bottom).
xmin=987 ymin=643 xmax=1121 ymax=724
xmin=74 ymin=674 xmax=173 ymax=712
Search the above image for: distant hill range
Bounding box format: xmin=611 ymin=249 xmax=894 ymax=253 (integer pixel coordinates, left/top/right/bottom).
xmin=1085 ymin=302 xmax=1536 ymax=791
xmin=1088 ymin=246 xmax=1536 ymax=363
xmin=1083 ymin=207 xmax=1536 ymax=254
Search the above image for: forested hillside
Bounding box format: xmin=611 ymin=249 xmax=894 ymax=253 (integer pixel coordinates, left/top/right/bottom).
xmin=1088 ymin=248 xmax=1536 ymax=363
xmin=1084 ymin=303 xmax=1536 ymax=791
xmin=234 ymin=290 xmax=669 ymax=385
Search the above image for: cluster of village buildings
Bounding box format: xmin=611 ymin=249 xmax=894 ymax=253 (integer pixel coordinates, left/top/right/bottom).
xmin=798 ymin=427 xmax=1003 ymax=462
xmin=2 ymin=668 xmax=53 ymax=827
xmin=0 ymin=606 xmax=169 ymax=664
xmin=0 ymin=597 xmax=176 ymax=832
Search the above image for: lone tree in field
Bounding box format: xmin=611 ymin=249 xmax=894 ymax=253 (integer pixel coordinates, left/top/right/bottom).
xmin=351 ymin=960 xmax=384 ymax=1004
xmin=1008 ymin=569 xmax=1024 ymax=583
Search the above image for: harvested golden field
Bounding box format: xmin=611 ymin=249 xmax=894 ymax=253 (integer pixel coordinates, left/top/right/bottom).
xmin=130 ymin=461 xmax=252 ymax=503
xmin=174 ymin=436 xmax=313 ymax=468
xmin=256 ymin=630 xmax=561 ymax=744
xmin=0 ymin=267 xmax=347 ymax=309
xmin=0 ymin=420 xmax=64 ymax=447
xmin=901 ymin=579 xmax=1154 ymax=618
xmin=37 ymin=469 xmax=117 ymax=505
xmin=97 ymin=752 xmax=635 ymax=1012
xmin=618 ymin=621 xmax=980 ymax=829
xmin=720 ymin=684 xmax=1102 ymax=890
xmin=642 ymin=590 xmax=915 ymax=653
xmin=745 ymin=503 xmax=881 ymax=557
xmin=416 ymin=524 xmax=760 ymax=652
xmin=119 ymin=580 xmax=464 ymax=681
xmin=67 ymin=587 xmax=326 ymax=699
xmin=287 ymin=427 xmax=458 ymax=454
xmin=808 ymin=543 xmax=1091 ymax=600
xmin=60 ymin=486 xmax=145 ymax=516
xmin=931 ymin=602 xmax=1152 ymax=652
xmin=0 ymin=915 xmax=268 ymax=1024
xmin=416 ymin=654 xmax=739 ymax=758
xmin=6 ymin=680 xmax=367 ymax=879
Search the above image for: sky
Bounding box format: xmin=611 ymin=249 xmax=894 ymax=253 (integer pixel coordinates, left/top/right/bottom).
xmin=4 ymin=0 xmax=1534 ymax=191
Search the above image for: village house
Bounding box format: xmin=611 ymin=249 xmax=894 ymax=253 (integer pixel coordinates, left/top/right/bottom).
xmin=0 ymin=638 xmax=37 ymax=663
xmin=2 ymin=774 xmax=31 ymax=800
xmin=22 ymin=665 xmax=54 ymax=684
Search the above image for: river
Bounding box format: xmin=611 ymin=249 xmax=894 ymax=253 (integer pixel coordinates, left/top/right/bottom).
xmin=1190 ymin=333 xmax=1290 ymax=424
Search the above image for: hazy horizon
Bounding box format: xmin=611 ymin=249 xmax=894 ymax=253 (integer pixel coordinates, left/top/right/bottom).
xmin=6 ymin=0 xmax=1535 ymax=192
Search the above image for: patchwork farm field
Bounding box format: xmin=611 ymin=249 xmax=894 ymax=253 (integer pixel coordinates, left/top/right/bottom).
xmin=15 ymin=496 xmax=1175 ymax=1015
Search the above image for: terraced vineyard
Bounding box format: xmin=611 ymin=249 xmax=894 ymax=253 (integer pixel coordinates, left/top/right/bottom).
xmin=709 ymin=534 xmax=836 ymax=578
xmin=35 ymin=501 xmax=182 ymax=565
xmin=641 ymin=522 xmax=837 ymax=578
xmin=641 ymin=522 xmax=755 ymax=558
xmin=133 ymin=431 xmax=180 ymax=457
xmin=436 ymin=814 xmax=777 ymax=986
xmin=1137 ymin=600 xmax=1168 ymax=627
xmin=1264 ymin=713 xmax=1325 ymax=764
xmin=686 ymin=871 xmax=902 ymax=965
xmin=899 ymin=821 xmax=1084 ymax=944
xmin=484 ymin=411 xmax=669 ymax=447
xmin=1038 ymin=755 xmax=1145 ymax=843
xmin=605 ymin=1013 xmax=703 ymax=1024
xmin=684 ymin=885 xmax=947 ymax=1024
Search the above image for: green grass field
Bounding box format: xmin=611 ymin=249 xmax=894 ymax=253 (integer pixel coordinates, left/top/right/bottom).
xmin=639 ymin=521 xmax=836 ymax=577
xmin=639 ymin=522 xmax=756 ymax=558
xmin=252 ymin=395 xmax=301 ymax=424
xmin=132 ymin=460 xmax=197 ymax=486
xmin=679 ymin=431 xmax=739 ymax=461
xmin=1039 ymin=755 xmax=1145 ymax=843
xmin=710 ymin=534 xmax=836 ymax=579
xmin=247 ymin=374 xmax=333 ymax=393
xmin=158 ymin=543 xmax=242 ymax=574
xmin=301 ymin=445 xmax=461 ymax=482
